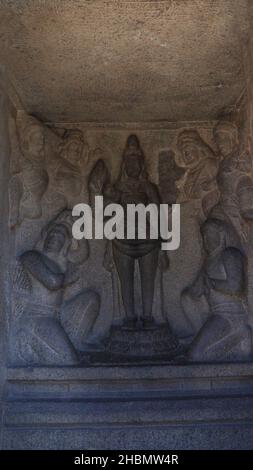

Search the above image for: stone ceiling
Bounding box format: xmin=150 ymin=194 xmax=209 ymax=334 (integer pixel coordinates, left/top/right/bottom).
xmin=0 ymin=0 xmax=250 ymax=123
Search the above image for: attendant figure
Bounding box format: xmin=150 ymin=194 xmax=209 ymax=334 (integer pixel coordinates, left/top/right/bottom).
xmin=9 ymin=115 xmax=48 ymax=228
xmin=46 ymin=129 xmax=87 ymax=211
xmin=210 ymin=120 xmax=253 ymax=243
xmin=176 ymin=129 xmax=218 ymax=205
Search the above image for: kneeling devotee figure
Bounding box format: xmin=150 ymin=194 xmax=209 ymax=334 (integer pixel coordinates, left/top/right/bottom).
xmin=13 ymin=210 xmax=100 ymax=365
xmin=182 ymin=218 xmax=252 ymax=362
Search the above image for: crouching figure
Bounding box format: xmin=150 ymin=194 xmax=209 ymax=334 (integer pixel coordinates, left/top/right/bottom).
xmin=12 ymin=210 xmax=100 ymax=366
xmin=181 ymin=218 xmax=252 ymax=362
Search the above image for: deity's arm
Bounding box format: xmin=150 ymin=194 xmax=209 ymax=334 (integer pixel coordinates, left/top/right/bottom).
xmin=20 ymin=250 xmax=64 ymax=291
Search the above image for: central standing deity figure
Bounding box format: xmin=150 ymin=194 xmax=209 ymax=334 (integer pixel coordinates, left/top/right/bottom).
xmin=89 ymin=135 xmax=161 ymax=329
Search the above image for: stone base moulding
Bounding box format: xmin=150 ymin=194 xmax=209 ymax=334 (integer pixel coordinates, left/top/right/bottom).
xmin=2 ymin=363 xmax=253 ymax=450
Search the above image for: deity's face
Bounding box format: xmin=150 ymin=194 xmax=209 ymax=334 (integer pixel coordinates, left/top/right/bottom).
xmin=44 ymin=226 xmax=67 ymax=254
xmin=66 ymin=140 xmax=83 ymax=166
xmin=26 ymin=127 xmax=44 ymax=160
xmin=202 ymin=224 xmax=223 ymax=254
xmin=181 ymin=144 xmax=200 ymax=168
xmin=215 ymin=131 xmax=235 ymax=158
xmin=125 ymin=155 xmax=142 ymax=178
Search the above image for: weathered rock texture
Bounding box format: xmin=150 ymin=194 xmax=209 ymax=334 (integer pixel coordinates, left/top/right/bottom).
xmin=0 ymin=0 xmax=250 ymax=122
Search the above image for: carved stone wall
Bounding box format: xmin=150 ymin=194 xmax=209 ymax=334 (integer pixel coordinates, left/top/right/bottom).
xmin=8 ymin=118 xmax=220 ymax=360
xmin=5 ymin=113 xmax=253 ymax=366
xmin=2 ymin=100 xmax=253 ymax=448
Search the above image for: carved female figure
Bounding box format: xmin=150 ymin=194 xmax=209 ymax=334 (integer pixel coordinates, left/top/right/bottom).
xmin=13 ymin=210 xmax=99 ymax=365
xmin=182 ymin=218 xmax=252 ymax=362
xmin=176 ymin=129 xmax=218 ymax=204
xmin=9 ymin=115 xmax=49 ymax=228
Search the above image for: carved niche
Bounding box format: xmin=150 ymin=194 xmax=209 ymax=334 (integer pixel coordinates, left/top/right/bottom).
xmin=8 ymin=113 xmax=253 ymax=366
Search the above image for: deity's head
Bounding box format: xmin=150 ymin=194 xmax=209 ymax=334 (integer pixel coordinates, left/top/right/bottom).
xmin=44 ymin=223 xmax=71 ymax=255
xmin=177 ymin=130 xmax=214 ymax=169
xmin=121 ymin=134 xmax=146 ymax=180
xmin=20 ymin=118 xmax=45 ymax=161
xmin=214 ymin=120 xmax=239 ymax=158
xmin=60 ymin=129 xmax=84 ymax=166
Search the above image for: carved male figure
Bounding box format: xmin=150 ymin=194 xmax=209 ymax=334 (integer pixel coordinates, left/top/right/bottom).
xmin=89 ymin=135 xmax=161 ymax=329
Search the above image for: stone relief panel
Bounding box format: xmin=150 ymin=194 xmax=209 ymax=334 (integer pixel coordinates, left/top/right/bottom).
xmin=7 ymin=114 xmax=253 ymax=365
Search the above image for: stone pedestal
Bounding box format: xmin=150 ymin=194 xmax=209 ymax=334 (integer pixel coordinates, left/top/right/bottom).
xmin=94 ymin=324 xmax=180 ymax=364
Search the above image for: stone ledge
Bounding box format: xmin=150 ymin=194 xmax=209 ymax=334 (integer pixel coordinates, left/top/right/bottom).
xmin=5 ymin=363 xmax=253 ymax=402
xmin=3 ymin=364 xmax=253 ymax=449
xmin=3 ymin=422 xmax=253 ymax=450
